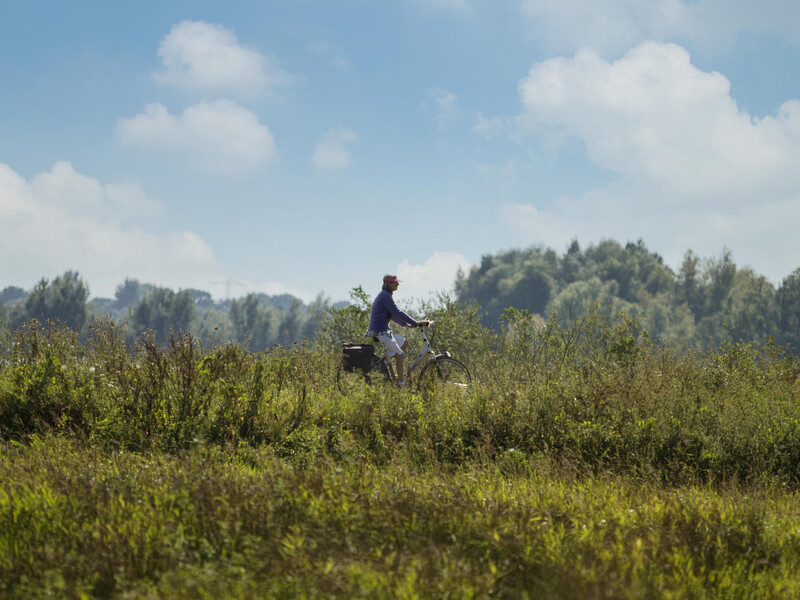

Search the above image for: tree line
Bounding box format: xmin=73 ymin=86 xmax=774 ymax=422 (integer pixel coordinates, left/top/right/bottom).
xmin=455 ymin=239 xmax=800 ymax=351
xmin=3 ymin=239 xmax=799 ymax=352
xmin=0 ymin=272 xmax=333 ymax=350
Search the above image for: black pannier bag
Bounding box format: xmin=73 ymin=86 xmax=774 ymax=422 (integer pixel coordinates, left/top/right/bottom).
xmin=342 ymin=343 xmax=375 ymax=373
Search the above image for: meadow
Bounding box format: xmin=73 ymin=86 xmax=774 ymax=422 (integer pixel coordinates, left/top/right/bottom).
xmin=2 ymin=302 xmax=800 ymax=598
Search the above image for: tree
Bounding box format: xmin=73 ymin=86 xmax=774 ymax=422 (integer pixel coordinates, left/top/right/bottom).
xmin=1 ymin=286 xmax=26 ymax=306
xmin=456 ymin=246 xmax=556 ymax=326
xmin=777 ymin=268 xmax=800 ymax=349
xmin=187 ymin=289 xmax=214 ymax=309
xmin=229 ymin=294 xmax=280 ymax=350
xmin=114 ymin=278 xmax=140 ymax=309
xmin=130 ymin=287 xmax=196 ymax=344
xmin=725 ymin=269 xmax=777 ymax=344
xmin=21 ymin=271 xmax=89 ymax=331
xmin=276 ymin=299 xmax=303 ymax=347
xmin=677 ymin=250 xmax=704 ymax=319
xmin=298 ymin=294 xmax=331 ymax=342
xmin=704 ymin=249 xmax=736 ymax=316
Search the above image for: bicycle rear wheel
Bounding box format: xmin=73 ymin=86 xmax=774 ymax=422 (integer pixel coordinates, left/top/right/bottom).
xmin=336 ymin=358 xmax=393 ymax=395
xmin=336 ymin=364 xmax=371 ymax=395
xmin=417 ymin=357 xmax=471 ymax=397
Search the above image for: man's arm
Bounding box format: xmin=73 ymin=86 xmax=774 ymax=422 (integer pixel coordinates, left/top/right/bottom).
xmin=385 ymin=295 xmax=419 ymax=328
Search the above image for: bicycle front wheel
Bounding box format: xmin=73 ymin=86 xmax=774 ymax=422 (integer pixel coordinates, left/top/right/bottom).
xmin=417 ymin=357 xmax=471 ymax=397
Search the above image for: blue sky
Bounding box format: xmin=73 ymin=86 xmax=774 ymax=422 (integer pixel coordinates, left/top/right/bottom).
xmin=2 ymin=0 xmax=800 ymax=303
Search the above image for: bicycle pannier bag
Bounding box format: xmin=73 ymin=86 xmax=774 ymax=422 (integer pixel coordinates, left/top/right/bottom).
xmin=342 ymin=343 xmax=374 ymax=373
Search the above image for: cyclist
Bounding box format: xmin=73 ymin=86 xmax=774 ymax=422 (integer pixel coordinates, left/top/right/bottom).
xmin=366 ymin=274 xmax=430 ymax=386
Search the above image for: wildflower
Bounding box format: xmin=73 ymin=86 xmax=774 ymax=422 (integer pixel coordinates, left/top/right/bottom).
xmin=61 ymin=365 xmax=67 ymax=372
xmin=89 ymin=367 xmax=96 ymax=374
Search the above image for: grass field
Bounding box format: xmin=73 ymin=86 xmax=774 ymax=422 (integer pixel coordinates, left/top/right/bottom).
xmin=2 ymin=308 xmax=800 ymax=598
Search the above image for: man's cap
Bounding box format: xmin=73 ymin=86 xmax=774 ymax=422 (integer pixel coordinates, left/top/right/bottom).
xmin=383 ymin=274 xmax=402 ymax=284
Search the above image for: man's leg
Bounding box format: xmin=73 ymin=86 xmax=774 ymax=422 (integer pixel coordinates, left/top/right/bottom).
xmin=394 ymin=339 xmax=409 ymax=384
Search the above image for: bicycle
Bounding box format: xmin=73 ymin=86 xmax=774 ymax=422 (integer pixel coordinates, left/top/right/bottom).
xmin=337 ymin=322 xmax=471 ymax=397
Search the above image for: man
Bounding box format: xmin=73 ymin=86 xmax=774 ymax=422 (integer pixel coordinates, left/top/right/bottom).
xmin=367 ymin=274 xmax=430 ymax=386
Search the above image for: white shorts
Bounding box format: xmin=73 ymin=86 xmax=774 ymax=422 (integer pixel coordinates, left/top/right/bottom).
xmin=376 ymin=332 xmax=407 ymax=357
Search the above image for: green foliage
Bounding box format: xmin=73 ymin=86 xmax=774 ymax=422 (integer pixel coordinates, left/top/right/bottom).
xmin=113 ymin=278 xmax=147 ymax=310
xmin=455 ymin=246 xmax=556 ymax=327
xmin=229 ymin=293 xmax=278 ymax=350
xmin=11 ymin=271 xmax=89 ymax=332
xmin=130 ymin=287 xmax=195 ymax=345
xmin=2 ymin=307 xmax=800 ymax=484
xmin=458 ymin=240 xmax=794 ymax=351
xmin=0 ymin=439 xmax=798 ymax=598
xmin=4 ymin=308 xmax=800 ymax=596
xmin=316 ymin=285 xmax=372 ymax=349
xmin=777 ymin=268 xmax=800 ymax=350
xmin=6 ymin=235 xmax=799 ymax=353
xmin=2 ymin=439 xmax=800 ymax=597
xmin=1 ymin=286 xmax=26 ymax=307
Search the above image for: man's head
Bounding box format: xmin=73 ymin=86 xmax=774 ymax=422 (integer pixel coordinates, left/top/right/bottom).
xmin=382 ymin=274 xmax=401 ymax=292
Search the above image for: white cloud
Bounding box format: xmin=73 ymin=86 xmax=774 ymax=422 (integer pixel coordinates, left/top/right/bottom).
xmin=509 ymin=41 xmax=800 ymax=282
xmin=518 ymin=42 xmax=800 ymax=199
xmin=426 ymin=87 xmax=461 ymax=130
xmin=29 ymin=161 xmax=163 ymax=219
xmin=520 ymin=0 xmax=800 ymax=56
xmin=472 ymin=113 xmax=507 ymax=139
xmin=396 ymin=252 xmax=473 ymax=300
xmin=0 ymin=161 xmax=220 ymax=297
xmin=153 ymin=20 xmax=290 ymax=97
xmin=312 ymin=127 xmax=358 ymax=170
xmin=116 ymin=101 xmax=277 ymax=173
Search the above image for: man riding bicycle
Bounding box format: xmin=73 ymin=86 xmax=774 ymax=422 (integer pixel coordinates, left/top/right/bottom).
xmin=366 ymin=274 xmax=431 ymax=386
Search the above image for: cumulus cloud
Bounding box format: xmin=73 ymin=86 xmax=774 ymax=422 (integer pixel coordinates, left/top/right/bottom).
xmin=518 ymin=42 xmax=800 ymax=199
xmin=509 ymin=41 xmax=800 ymax=281
xmin=29 ymin=161 xmax=163 ymax=219
xmin=396 ymin=252 xmax=473 ymax=300
xmin=116 ymin=100 xmax=277 ymax=173
xmin=153 ymin=20 xmax=290 ymax=97
xmin=520 ymin=0 xmax=800 ymax=56
xmin=312 ymin=127 xmax=358 ymax=170
xmin=0 ymin=161 xmax=220 ymax=297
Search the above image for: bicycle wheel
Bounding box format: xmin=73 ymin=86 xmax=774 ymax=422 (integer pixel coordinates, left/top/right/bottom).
xmin=417 ymin=357 xmax=471 ymax=397
xmin=336 ymin=358 xmax=392 ymax=395
xmin=336 ymin=364 xmax=371 ymax=395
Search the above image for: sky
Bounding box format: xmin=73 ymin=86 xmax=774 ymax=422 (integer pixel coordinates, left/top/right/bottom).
xmin=2 ymin=0 xmax=800 ymax=304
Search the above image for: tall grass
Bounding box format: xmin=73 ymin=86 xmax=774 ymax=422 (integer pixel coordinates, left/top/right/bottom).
xmin=3 ymin=439 xmax=800 ymax=599
xmin=2 ymin=307 xmax=800 ymax=597
xmin=3 ymin=311 xmax=799 ymax=485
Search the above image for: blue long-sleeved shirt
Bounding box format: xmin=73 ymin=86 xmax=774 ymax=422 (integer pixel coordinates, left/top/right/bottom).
xmin=367 ymin=289 xmax=416 ymax=334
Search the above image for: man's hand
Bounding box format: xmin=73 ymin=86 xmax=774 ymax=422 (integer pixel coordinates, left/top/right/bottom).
xmin=417 ymin=319 xmax=432 ymax=328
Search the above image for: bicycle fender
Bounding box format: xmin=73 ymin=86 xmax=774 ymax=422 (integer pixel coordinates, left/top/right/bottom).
xmin=434 ymin=351 xmax=452 ymax=360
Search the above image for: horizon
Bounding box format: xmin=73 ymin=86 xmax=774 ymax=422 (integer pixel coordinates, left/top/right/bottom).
xmin=2 ymin=235 xmax=788 ymax=307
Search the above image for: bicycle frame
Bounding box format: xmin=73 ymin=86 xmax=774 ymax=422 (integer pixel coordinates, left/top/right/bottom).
xmin=375 ymin=324 xmax=446 ymax=380
xmin=337 ymin=321 xmax=469 ymax=396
